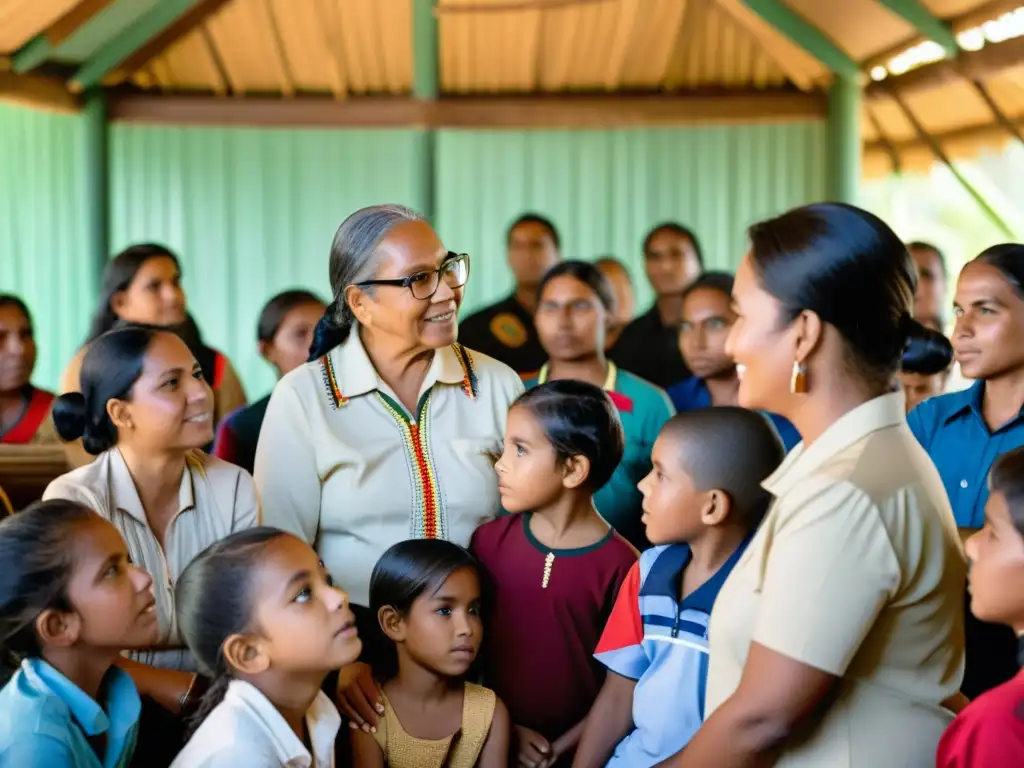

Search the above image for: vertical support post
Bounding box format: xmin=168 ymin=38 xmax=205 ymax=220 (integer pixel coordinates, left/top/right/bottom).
xmin=413 ymin=0 xmax=438 ymax=223
xmin=827 ymin=73 xmax=862 ymax=203
xmin=83 ymin=87 xmax=109 ymax=285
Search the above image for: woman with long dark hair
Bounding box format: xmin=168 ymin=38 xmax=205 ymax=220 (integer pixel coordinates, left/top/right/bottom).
xmin=59 ymin=244 xmax=246 ymax=466
xmin=660 ymin=203 xmax=965 ymax=768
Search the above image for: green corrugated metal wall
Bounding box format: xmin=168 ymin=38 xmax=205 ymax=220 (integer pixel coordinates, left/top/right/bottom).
xmin=1 ymin=104 xmax=827 ymax=396
xmin=436 ymin=124 xmax=827 ymax=313
xmin=0 ymin=105 xmax=94 ymax=390
xmin=108 ymin=124 xmax=427 ymax=397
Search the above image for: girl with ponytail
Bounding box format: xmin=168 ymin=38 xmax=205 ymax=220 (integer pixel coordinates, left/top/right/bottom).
xmin=172 ymin=527 xmax=361 ymax=767
xmin=0 ymin=499 xmax=157 ymax=766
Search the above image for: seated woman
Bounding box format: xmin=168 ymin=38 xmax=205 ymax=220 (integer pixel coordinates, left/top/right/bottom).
xmin=60 ymin=243 xmax=246 ymax=467
xmin=255 ymin=205 xmax=523 ymax=688
xmin=43 ymin=326 xmax=260 ymax=760
xmin=0 ymin=295 xmax=57 ymax=445
xmin=665 ymin=272 xmax=800 ymax=451
xmin=899 ymin=325 xmax=953 ymax=413
xmin=214 ymin=289 xmax=325 ymax=473
xmin=527 ymin=260 xmax=673 ymax=550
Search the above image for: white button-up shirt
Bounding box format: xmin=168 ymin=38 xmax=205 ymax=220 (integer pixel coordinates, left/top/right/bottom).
xmin=254 ymin=330 xmax=523 ymax=606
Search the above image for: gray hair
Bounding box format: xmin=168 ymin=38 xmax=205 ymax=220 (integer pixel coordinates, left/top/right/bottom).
xmin=307 ymin=204 xmax=426 ymax=360
xmin=328 ymin=204 xmax=425 ymax=330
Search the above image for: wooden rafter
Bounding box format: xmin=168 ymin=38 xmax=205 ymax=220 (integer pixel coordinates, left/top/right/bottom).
xmin=0 ymin=72 xmax=79 ymax=113
xmin=865 ymin=104 xmax=901 ymax=174
xmin=876 ymin=0 xmax=958 ymax=59
xmin=712 ymin=0 xmax=817 ymax=91
xmin=108 ymin=0 xmax=235 ymax=86
xmin=314 ymin=0 xmax=348 ymax=99
xmin=964 ymin=76 xmax=1024 ymax=148
xmin=12 ymin=0 xmax=118 ymax=74
xmin=262 ymin=0 xmax=295 ymax=97
xmin=665 ymin=0 xmax=712 ymax=90
xmin=603 ymin=0 xmax=642 ymax=89
xmin=199 ymin=24 xmax=230 ymax=96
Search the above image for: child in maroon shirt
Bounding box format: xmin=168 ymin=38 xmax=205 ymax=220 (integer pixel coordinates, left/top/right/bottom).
xmin=938 ymin=446 xmax=1024 ymax=766
xmin=471 ymin=380 xmax=637 ymax=768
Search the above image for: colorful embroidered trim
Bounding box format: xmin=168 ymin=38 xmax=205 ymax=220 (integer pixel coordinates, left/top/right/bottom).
xmin=319 ymin=354 xmax=348 ymax=409
xmin=451 ymin=344 xmax=479 ymax=400
xmin=376 ymin=391 xmax=444 ymax=540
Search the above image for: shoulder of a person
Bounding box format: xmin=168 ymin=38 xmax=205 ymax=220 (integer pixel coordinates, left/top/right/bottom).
xmin=470 ymin=515 xmax=518 ymax=550
xmin=618 ymin=371 xmax=673 ymax=413
xmin=943 ymin=680 xmax=1024 ymax=752
xmin=455 ymin=346 xmax=524 ymax=396
xmin=0 ymin=674 xmax=73 ymax=744
xmin=909 ymin=387 xmax=973 ymax=435
xmin=264 ymin=359 xmax=328 ymax=416
xmin=43 ymin=453 xmax=112 ymax=503
xmin=607 ymin=530 xmax=640 ymax=563
xmin=188 ymin=451 xmax=254 ymax=491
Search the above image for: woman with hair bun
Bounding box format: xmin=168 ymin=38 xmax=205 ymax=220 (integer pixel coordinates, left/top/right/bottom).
xmin=254 ymin=204 xmax=523 ymax=726
xmin=59 ymin=244 xmax=247 ymax=467
xmin=909 ymin=243 xmax=1024 ymax=700
xmin=898 ymin=325 xmax=953 ymax=412
xmin=41 ymin=325 xmax=259 ymax=753
xmin=663 ymin=203 xmax=965 ymax=768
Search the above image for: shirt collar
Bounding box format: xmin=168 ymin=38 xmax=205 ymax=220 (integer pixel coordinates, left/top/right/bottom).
xmin=536 ymin=362 xmax=618 ymax=390
xmin=332 ymin=328 xmax=472 ymax=400
xmin=225 ymin=680 xmax=341 ymax=767
xmin=763 ymin=392 xmax=906 ymax=498
xmin=109 ymin=448 xmax=195 ymax=524
xmin=638 ymin=535 xmax=752 ymax=614
xmin=941 ymin=380 xmax=1024 ymax=432
xmin=25 ymin=658 xmax=140 ymax=739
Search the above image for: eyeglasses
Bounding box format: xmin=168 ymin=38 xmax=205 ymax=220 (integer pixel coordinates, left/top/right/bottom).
xmin=354 ymin=252 xmax=470 ymax=300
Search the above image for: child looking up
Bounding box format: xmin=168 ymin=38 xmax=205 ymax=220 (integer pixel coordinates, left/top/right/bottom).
xmin=938 ymin=445 xmax=1024 ymax=765
xmin=171 ymin=527 xmax=362 ymax=767
xmin=574 ymin=408 xmax=785 ymax=767
xmin=0 ymin=499 xmax=159 ymax=767
xmin=352 ymin=539 xmax=510 ymax=768
xmin=472 ymin=380 xmax=638 ymax=767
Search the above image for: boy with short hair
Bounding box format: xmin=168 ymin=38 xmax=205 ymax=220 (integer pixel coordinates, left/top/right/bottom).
xmin=572 ymin=407 xmax=786 ymax=768
xmin=937 ymin=445 xmax=1024 ymax=766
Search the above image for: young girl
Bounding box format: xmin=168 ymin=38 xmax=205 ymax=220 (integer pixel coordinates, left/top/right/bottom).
xmin=171 ymin=527 xmax=361 ymax=767
xmin=352 ymin=539 xmax=510 ymax=768
xmin=471 ymin=381 xmax=637 ymax=767
xmin=214 ymin=289 xmax=325 ymax=474
xmin=0 ymin=499 xmax=159 ymax=766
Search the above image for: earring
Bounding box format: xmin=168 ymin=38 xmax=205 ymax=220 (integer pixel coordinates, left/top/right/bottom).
xmin=790 ymin=361 xmax=807 ymax=394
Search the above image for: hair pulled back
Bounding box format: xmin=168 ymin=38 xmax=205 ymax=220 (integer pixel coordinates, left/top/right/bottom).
xmin=87 ymin=244 xmax=182 ymax=343
xmin=537 ymin=260 xmax=615 ymax=312
xmin=0 ymin=500 xmax=96 ymax=684
xmin=307 ymin=205 xmax=425 ymax=360
xmin=52 ymin=326 xmax=161 ymax=455
xmin=748 ymin=202 xmax=928 ymax=389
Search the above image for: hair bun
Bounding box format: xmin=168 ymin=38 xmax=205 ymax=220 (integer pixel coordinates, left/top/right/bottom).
xmin=51 ymin=392 xmax=88 ymax=442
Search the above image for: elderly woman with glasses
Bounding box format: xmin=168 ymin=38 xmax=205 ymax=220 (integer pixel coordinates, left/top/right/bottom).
xmin=254 ymin=205 xmax=523 ymax=706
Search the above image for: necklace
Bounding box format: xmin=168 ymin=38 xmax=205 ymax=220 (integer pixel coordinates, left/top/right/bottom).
xmin=542 ymin=552 xmax=555 ymax=589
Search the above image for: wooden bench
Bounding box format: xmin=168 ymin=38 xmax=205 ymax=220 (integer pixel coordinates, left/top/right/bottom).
xmin=0 ymin=445 xmax=69 ymax=512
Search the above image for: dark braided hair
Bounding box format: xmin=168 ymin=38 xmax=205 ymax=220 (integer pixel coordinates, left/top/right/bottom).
xmin=0 ymin=500 xmax=96 ymax=684
xmin=175 ymin=527 xmax=291 ymax=738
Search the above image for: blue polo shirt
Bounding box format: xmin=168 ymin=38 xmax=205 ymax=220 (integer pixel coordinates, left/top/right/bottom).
xmin=526 ymin=363 xmax=674 ymax=550
xmin=0 ymin=658 xmax=141 ymax=767
xmin=665 ymin=376 xmax=801 ymax=452
xmin=908 ymin=381 xmax=1024 ymax=529
xmin=593 ymin=537 xmax=750 ymax=766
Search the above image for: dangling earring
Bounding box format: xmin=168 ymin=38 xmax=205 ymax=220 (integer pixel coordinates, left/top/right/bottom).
xmin=790 ymin=361 xmax=807 ymax=394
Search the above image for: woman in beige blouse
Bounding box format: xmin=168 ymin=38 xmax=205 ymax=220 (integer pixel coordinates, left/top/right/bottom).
xmin=44 ymin=326 xmax=259 ymax=717
xmin=254 ymin=204 xmax=523 ymax=726
xmin=661 ymin=203 xmax=966 ymax=767
xmin=60 ymin=243 xmax=246 ymax=467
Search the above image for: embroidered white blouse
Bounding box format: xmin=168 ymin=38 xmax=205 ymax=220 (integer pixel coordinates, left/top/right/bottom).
xmin=254 ymin=331 xmax=524 ymax=607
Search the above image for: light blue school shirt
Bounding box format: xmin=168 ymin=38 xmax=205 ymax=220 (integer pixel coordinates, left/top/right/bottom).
xmin=525 ymin=363 xmax=674 ymax=550
xmin=908 ymin=380 xmax=1024 ymax=529
xmin=0 ymin=658 xmax=141 ymax=768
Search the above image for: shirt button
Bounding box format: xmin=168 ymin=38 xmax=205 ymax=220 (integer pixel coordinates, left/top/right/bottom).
xmin=960 ymin=479 xmax=969 ymax=489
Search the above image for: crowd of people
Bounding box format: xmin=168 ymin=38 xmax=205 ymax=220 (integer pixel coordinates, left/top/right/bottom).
xmin=0 ymin=200 xmax=1022 ymax=767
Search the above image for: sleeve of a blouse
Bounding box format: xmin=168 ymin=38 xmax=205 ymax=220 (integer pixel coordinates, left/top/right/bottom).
xmin=233 ymin=469 xmax=262 ymax=530
xmin=751 ymin=482 xmax=901 ymax=677
xmin=253 ymin=382 xmax=320 ymax=545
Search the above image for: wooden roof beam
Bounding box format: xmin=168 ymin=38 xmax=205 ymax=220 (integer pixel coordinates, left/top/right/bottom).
xmin=12 ymin=0 xmax=118 ymax=74
xmin=865 ymin=35 xmax=1024 ymax=100
xmin=876 ymin=0 xmax=958 ymax=59
xmin=70 ymin=0 xmax=232 ymax=92
xmin=740 ymin=0 xmax=859 ymax=79
xmin=0 ymin=72 xmax=79 ymax=113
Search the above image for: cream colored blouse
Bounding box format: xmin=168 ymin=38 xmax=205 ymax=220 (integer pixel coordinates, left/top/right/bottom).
xmin=254 ymin=332 xmax=523 ymax=607
xmin=43 ymin=448 xmax=261 ymax=670
xmin=705 ymin=393 xmax=966 ymax=767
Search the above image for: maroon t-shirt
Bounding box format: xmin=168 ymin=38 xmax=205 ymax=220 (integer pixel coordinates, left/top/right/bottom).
xmin=470 ymin=513 xmax=637 ymax=750
xmin=937 ymin=668 xmax=1024 ymax=766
